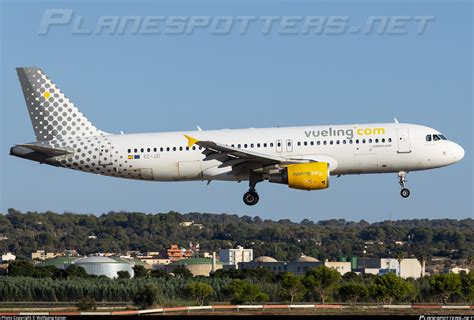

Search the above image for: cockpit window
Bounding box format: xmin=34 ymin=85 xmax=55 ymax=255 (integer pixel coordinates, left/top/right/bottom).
xmin=427 ymin=134 xmax=447 ymax=142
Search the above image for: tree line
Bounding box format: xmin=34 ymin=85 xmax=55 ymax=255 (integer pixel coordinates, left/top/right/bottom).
xmin=1 ymin=209 xmax=473 ymax=262
xmin=1 ymin=260 xmax=472 ymax=308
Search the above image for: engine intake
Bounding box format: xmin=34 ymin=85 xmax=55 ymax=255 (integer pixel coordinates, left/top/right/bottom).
xmin=269 ymin=162 xmax=329 ymax=190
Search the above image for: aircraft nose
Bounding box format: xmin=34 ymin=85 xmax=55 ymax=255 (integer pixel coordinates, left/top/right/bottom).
xmin=452 ymin=143 xmax=465 ymax=162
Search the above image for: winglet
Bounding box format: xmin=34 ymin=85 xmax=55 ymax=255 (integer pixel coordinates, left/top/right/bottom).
xmin=184 ymin=135 xmax=199 ymax=147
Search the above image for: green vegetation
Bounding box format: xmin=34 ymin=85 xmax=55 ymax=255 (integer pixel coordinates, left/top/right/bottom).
xmin=133 ymin=284 xmax=162 ymax=309
xmin=1 ymin=209 xmax=473 ymax=261
xmin=186 ymin=282 xmax=214 ymax=305
xmin=368 ymin=272 xmax=415 ymax=304
xmin=0 ymin=262 xmax=472 ymax=305
xmin=225 ymin=279 xmax=269 ymax=304
xmin=0 ymin=210 xmax=472 ymax=306
xmin=303 ymin=266 xmax=341 ymax=304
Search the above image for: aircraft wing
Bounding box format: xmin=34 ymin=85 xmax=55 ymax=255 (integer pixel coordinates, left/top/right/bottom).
xmin=184 ymin=135 xmax=308 ymax=174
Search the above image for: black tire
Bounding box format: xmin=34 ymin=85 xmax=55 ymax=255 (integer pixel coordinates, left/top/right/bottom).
xmin=400 ymin=188 xmax=410 ymax=198
xmin=243 ymin=191 xmax=259 ymax=206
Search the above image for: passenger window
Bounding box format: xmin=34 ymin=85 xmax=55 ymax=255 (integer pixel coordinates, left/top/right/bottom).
xmin=426 ymin=135 xmax=432 ymax=142
xmin=381 ymin=138 xmax=385 ymax=143
xmin=160 ymin=147 xmax=163 ymax=152
xmin=147 ymin=148 xmax=151 ymax=152
xmin=355 ymin=140 xmax=359 ymax=144
xmin=270 ymin=142 xmax=274 ymax=147
xmin=362 ymin=139 xmax=366 ymax=144
xmin=304 ymin=141 xmax=307 ymax=146
xmin=349 ymin=140 xmax=353 ymax=144
xmin=166 ymin=147 xmax=170 ymax=151
xmin=297 ymin=142 xmax=301 ymax=146
xmin=249 ymin=143 xmax=253 ymax=148
xmin=153 ymin=148 xmax=157 ymax=152
xmin=141 ymin=148 xmax=144 ymax=152
xmin=127 ymin=149 xmax=131 ymax=153
xmin=277 ymin=142 xmax=281 ymax=147
xmin=186 ymin=147 xmax=189 ymax=151
xmin=257 ymin=143 xmax=260 ymax=148
xmin=375 ymin=139 xmax=379 ymax=143
xmin=368 ymin=139 xmax=372 ymax=143
xmin=310 ymin=141 xmax=314 ymax=146
xmin=179 ymin=147 xmax=183 ymax=151
xmin=244 ymin=144 xmax=248 ymax=148
xmin=330 ymin=140 xmax=333 ymax=145
xmin=336 ymin=140 xmax=340 ymax=144
xmin=264 ymin=143 xmax=267 ymax=147
xmin=134 ymin=148 xmax=138 ymax=153
xmin=192 ymin=146 xmax=196 ymax=150
xmin=388 ymin=138 xmax=392 ymax=142
xmin=317 ymin=141 xmax=320 ymax=145
xmin=238 ymin=144 xmax=241 ymax=148
xmin=342 ymin=140 xmax=346 ymax=144
xmin=323 ymin=141 xmax=327 ymax=145
xmin=172 ymin=147 xmax=176 ymax=151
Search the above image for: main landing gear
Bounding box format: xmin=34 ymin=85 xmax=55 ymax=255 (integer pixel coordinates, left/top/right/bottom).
xmin=398 ymin=171 xmax=410 ymax=198
xmin=243 ymin=174 xmax=263 ymax=206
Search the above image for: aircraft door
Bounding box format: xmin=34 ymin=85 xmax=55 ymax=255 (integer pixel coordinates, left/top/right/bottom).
xmin=276 ymin=140 xmax=283 ymax=153
xmin=397 ymin=128 xmax=411 ymax=153
xmin=286 ymin=139 xmax=293 ymax=152
xmin=99 ymin=141 xmax=112 ymax=166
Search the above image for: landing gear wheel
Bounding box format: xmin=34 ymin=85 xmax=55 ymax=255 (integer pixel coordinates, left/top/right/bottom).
xmin=400 ymin=188 xmax=410 ymax=198
xmin=243 ymin=191 xmax=259 ymax=206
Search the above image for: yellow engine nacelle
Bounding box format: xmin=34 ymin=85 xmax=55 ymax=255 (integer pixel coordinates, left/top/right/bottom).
xmin=269 ymin=162 xmax=329 ymax=190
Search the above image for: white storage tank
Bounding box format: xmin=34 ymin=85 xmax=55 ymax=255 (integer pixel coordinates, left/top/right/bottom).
xmin=74 ymin=256 xmax=134 ymax=278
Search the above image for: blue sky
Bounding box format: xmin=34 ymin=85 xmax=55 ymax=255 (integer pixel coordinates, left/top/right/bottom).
xmin=1 ymin=0 xmax=472 ymax=222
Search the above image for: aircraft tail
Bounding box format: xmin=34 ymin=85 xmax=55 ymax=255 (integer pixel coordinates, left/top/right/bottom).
xmin=16 ymin=67 xmax=107 ymax=142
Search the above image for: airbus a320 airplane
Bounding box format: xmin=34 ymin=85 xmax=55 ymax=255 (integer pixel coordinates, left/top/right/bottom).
xmin=11 ymin=67 xmax=465 ymax=205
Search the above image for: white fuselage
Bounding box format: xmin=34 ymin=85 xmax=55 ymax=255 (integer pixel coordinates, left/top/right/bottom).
xmin=49 ymin=122 xmax=464 ymax=183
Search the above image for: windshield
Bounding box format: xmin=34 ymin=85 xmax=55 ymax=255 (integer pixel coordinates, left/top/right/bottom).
xmin=426 ymin=134 xmax=447 ymax=142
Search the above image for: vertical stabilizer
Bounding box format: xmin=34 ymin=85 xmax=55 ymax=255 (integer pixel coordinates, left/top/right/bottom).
xmin=16 ymin=67 xmax=107 ymax=142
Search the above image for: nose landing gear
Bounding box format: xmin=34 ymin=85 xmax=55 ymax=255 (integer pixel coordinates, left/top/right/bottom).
xmin=398 ymin=171 xmax=410 ymax=198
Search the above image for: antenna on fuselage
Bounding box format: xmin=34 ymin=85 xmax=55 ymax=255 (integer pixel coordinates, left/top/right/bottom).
xmin=197 ymin=126 xmax=202 ymax=131
xmin=394 ymin=118 xmax=399 ymax=124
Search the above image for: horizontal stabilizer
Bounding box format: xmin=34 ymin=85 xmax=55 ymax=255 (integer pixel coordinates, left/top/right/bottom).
xmin=16 ymin=144 xmax=72 ymax=157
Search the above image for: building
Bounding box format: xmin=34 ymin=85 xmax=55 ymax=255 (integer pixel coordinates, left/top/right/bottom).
xmin=356 ymin=258 xmax=424 ymax=279
xmin=219 ymin=246 xmax=253 ymax=268
xmin=325 ymin=261 xmax=351 ymax=275
xmin=166 ymin=257 xmax=222 ymax=277
xmin=74 ymin=256 xmax=135 ymax=278
xmin=37 ymin=256 xmax=79 ymax=269
xmin=179 ymin=221 xmax=204 ymax=229
xmin=239 ymin=255 xmax=322 ymax=275
xmin=450 ymin=266 xmax=470 ymax=274
xmin=0 ymin=252 xmax=16 ymax=263
xmin=139 ymin=258 xmax=171 ymax=270
xmin=166 ymin=245 xmax=192 ymax=262
xmin=29 ymin=250 xmax=57 ymax=261
xmin=144 ymin=252 xmax=161 ymax=257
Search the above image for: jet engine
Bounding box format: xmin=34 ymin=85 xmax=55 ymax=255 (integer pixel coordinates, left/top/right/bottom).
xmin=269 ymin=162 xmax=329 ymax=190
